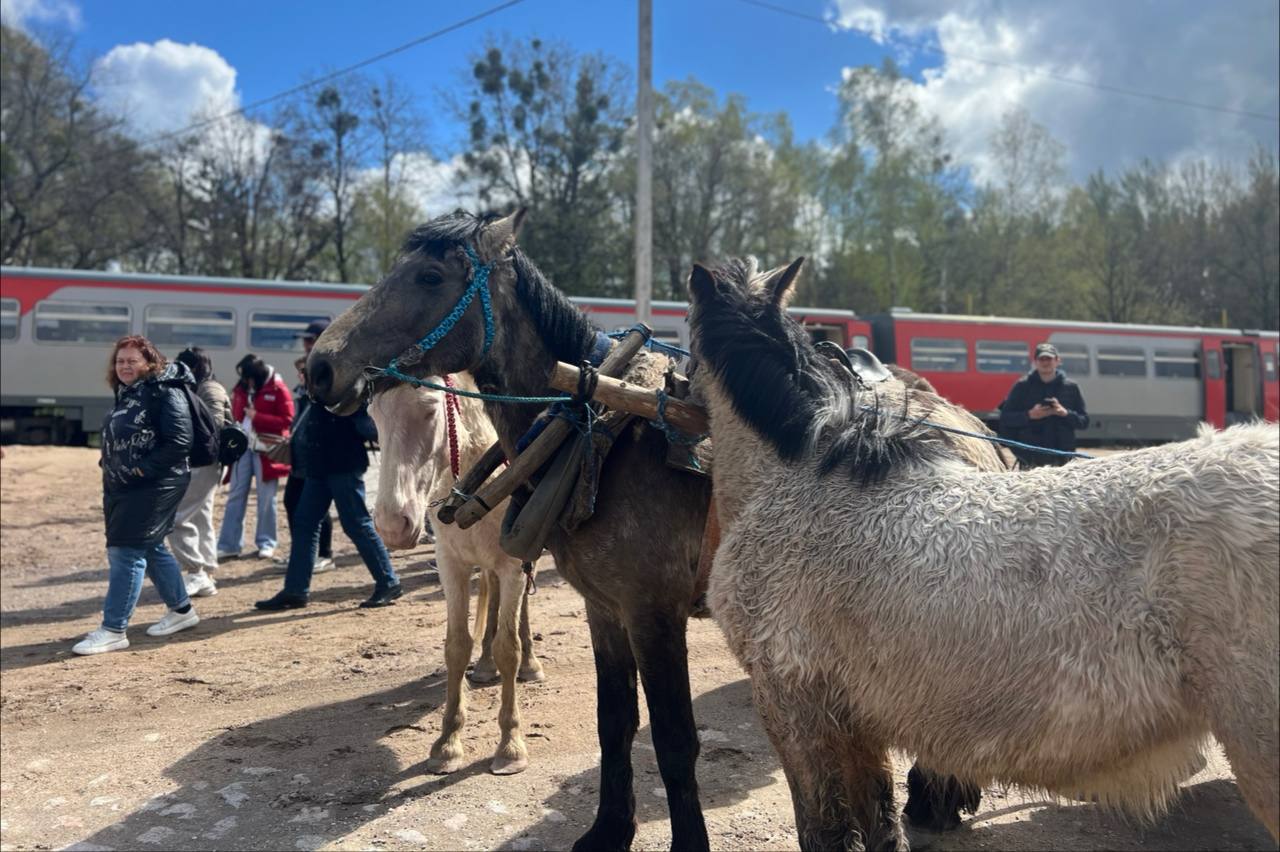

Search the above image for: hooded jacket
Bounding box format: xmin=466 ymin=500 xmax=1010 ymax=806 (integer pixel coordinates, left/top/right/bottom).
xmin=228 ymin=366 xmax=294 ymax=481
xmin=100 ymin=361 xmax=194 ymax=546
xmin=997 ymin=368 xmax=1089 ymax=466
xmin=290 ymin=401 xmax=379 ymax=478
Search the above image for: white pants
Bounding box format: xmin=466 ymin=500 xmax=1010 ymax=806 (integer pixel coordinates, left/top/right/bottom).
xmin=167 ymin=463 xmax=222 ymax=574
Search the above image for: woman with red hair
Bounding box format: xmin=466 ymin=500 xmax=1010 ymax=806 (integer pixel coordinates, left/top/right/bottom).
xmin=73 ymin=335 xmax=201 ymax=655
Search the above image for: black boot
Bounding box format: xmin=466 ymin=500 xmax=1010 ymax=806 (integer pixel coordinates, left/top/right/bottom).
xmin=254 ymin=591 xmax=309 ymax=611
xmin=360 ymin=583 xmax=403 ymax=608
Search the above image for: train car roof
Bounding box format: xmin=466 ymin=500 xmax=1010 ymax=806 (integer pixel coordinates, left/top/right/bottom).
xmin=1 ymin=265 xmax=372 ymax=296
xmin=2 ymin=266 xmax=862 ymax=320
xmin=876 ymin=308 xmax=1279 ymax=340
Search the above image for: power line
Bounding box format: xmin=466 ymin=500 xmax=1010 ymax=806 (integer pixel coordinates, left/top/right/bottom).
xmin=736 ymin=0 xmax=1280 ymax=123
xmin=137 ymin=0 xmax=528 ymax=148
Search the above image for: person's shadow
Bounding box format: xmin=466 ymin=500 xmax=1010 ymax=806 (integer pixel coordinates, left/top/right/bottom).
xmin=67 ymin=677 xmax=449 ymax=851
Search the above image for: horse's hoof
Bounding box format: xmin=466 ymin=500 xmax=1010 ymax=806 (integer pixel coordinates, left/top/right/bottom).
xmin=467 ymin=668 xmax=501 ymax=685
xmin=425 ymin=754 xmax=465 ymax=774
xmin=518 ymin=666 xmax=546 ymax=683
xmin=490 ymin=753 xmax=529 ymax=775
xmin=571 ymin=821 xmax=636 ymax=852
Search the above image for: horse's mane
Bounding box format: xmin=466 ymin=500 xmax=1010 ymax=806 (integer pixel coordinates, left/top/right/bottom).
xmin=401 ymin=210 xmax=595 ymax=366
xmin=695 ymin=259 xmax=948 ymax=483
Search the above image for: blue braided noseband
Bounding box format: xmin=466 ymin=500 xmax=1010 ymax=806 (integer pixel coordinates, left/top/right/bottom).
xmin=381 ymin=245 xmax=496 ymax=384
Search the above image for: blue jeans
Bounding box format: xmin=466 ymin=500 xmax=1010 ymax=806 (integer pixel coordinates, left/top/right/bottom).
xmin=102 ymin=542 xmax=191 ymax=632
xmin=217 ymin=451 xmax=278 ymax=553
xmin=283 ymin=472 xmax=399 ymax=597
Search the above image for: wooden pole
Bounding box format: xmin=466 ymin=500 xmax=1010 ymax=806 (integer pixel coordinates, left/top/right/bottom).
xmin=436 ymin=440 xmax=507 ymax=525
xmin=547 ymin=362 xmax=708 ymax=436
xmin=635 ymin=0 xmax=653 ymax=326
xmin=450 ymin=326 xmax=653 ymax=529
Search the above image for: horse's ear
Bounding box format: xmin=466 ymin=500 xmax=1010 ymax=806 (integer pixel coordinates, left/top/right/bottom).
xmin=769 ymin=256 xmax=805 ymax=308
xmin=688 ymin=264 xmax=718 ymax=305
xmin=479 ymin=207 xmax=527 ymax=257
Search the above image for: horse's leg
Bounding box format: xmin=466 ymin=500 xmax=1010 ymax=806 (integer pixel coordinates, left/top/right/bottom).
xmin=902 ymin=762 xmax=981 ymax=831
xmin=469 ymin=575 xmax=502 ymax=685
xmin=426 ymin=559 xmax=473 ymax=773
xmin=572 ymin=605 xmax=639 ymax=852
xmin=489 ymin=569 xmax=530 ymax=775
xmin=751 ymin=678 xmax=904 ymax=851
xmin=517 ymin=582 xmax=546 ymax=682
xmin=631 ymin=610 xmax=710 ymax=852
xmin=1205 ymin=663 xmax=1280 ymax=840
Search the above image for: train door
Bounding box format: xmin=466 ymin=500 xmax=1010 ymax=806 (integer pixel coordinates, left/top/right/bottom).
xmin=1201 ymin=339 xmax=1226 ymax=427
xmin=1202 ymin=337 xmax=1263 ymax=427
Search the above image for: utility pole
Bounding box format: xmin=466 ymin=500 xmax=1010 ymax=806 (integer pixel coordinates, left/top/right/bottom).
xmin=634 ymin=0 xmax=653 ymax=325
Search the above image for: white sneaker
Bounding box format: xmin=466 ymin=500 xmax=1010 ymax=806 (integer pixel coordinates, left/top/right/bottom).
xmin=146 ymin=608 xmax=200 ymax=637
xmin=256 ymin=546 xmax=276 ymax=559
xmin=313 ymin=557 xmax=335 ymax=573
xmin=73 ymin=628 xmax=129 ymax=656
xmin=184 ymin=571 xmax=218 ymax=597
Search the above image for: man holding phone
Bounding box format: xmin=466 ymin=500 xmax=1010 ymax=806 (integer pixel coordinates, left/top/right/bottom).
xmin=997 ymin=343 xmax=1089 ymax=467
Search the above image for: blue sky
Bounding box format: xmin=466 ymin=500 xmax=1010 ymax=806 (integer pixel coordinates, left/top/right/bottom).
xmin=63 ymin=0 xmax=905 ymax=147
xmin=4 ymin=0 xmax=1277 ymax=185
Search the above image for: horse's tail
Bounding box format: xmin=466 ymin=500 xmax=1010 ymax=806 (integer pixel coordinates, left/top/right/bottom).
xmin=472 ymin=570 xmax=490 ymax=646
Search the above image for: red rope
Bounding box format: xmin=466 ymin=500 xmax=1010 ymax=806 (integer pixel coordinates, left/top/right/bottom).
xmin=442 ymin=374 xmax=461 ymax=480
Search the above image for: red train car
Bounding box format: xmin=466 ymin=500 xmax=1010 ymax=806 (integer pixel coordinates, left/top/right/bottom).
xmin=0 ymin=267 xmax=866 ymax=444
xmin=869 ymin=309 xmax=1280 ymax=442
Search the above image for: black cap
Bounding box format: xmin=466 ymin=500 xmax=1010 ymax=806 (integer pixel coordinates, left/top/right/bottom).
xmin=300 ymin=318 xmax=330 ymax=339
xmin=1035 ymin=343 xmax=1059 ymax=359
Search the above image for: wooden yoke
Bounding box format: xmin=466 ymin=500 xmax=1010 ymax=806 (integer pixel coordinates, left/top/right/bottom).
xmin=436 ymin=440 xmax=506 ymax=525
xmin=546 ymin=364 xmax=709 ymax=436
xmin=450 ymin=325 xmax=652 ymax=530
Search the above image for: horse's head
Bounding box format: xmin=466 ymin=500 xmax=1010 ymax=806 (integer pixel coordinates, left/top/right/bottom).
xmin=687 ymin=256 xmax=841 ymax=462
xmin=308 ymin=209 xmax=525 ymax=414
xmin=368 ymin=382 xmax=447 ymax=549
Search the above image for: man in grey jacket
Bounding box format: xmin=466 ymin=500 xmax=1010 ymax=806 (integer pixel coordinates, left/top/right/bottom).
xmin=169 ymin=347 xmax=232 ymax=597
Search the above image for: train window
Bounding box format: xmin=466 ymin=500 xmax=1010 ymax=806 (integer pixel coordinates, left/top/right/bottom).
xmin=851 ymin=334 xmax=869 ymax=350
xmin=249 ymin=311 xmax=331 ymax=350
xmin=909 ymin=337 xmax=967 ymax=372
xmin=1153 ymin=349 xmax=1200 ymax=379
xmin=1205 ymin=349 xmax=1221 ymax=380
xmin=1096 ymin=346 xmax=1148 ymax=377
xmin=1054 ymin=342 xmax=1090 ymax=377
xmin=975 ymin=340 xmax=1028 ymax=373
xmin=1264 ymin=352 xmax=1277 ymax=382
xmin=34 ymin=301 xmax=130 ymax=343
xmin=146 ymin=305 xmax=235 ymax=349
xmin=0 ymin=298 xmax=18 ymax=341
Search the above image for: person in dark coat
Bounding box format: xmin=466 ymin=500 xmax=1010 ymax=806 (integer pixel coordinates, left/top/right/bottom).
xmin=279 ymin=322 xmax=334 ymax=572
xmin=997 ymin=342 xmax=1090 ymax=467
xmin=254 ymin=400 xmax=402 ymax=611
xmin=74 ymin=336 xmax=201 ymax=655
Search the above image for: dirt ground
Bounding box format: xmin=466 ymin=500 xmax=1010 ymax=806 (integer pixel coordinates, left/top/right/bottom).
xmin=0 ymin=445 xmax=1274 ymax=852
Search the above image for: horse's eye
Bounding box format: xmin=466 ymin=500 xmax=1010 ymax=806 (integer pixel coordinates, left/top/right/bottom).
xmin=418 ymin=270 xmax=444 ymax=287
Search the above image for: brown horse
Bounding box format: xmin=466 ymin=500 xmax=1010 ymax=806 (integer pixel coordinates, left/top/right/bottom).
xmin=309 ymin=211 xmax=713 ymax=850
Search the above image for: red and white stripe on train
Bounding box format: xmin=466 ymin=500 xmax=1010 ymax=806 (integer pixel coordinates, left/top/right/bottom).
xmin=2 ymin=266 xmax=1275 ymax=445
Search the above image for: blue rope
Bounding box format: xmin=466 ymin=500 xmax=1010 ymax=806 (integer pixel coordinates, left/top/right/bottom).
xmin=863 ymin=405 xmax=1094 ymax=460
xmin=607 ymin=325 xmax=690 ymax=359
xmin=391 ymin=375 xmax=570 ymax=406
xmin=381 ymin=244 xmax=496 ymax=384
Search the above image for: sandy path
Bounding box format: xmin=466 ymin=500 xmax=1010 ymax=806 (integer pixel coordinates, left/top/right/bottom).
xmin=1 ymin=446 xmax=1273 ymax=851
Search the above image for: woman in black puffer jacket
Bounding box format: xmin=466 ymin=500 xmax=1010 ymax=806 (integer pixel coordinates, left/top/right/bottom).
xmin=73 ymin=335 xmax=202 ymax=655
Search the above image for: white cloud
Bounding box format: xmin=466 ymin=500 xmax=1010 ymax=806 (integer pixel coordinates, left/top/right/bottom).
xmin=831 ymin=0 xmax=1280 ymax=182
xmin=92 ymin=39 xmax=238 ymax=139
xmin=0 ymin=0 xmax=80 ymax=31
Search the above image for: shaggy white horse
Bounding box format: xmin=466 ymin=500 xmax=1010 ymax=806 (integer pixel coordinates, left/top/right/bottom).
xmin=370 ymin=376 xmax=543 ymax=775
xmin=688 ymin=259 xmax=1279 ymax=850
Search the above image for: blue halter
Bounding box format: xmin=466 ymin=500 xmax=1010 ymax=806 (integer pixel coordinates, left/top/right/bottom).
xmin=382 ymin=245 xmax=496 ymax=384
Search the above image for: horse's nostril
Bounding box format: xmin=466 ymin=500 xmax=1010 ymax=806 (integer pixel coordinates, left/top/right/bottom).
xmin=309 ymin=357 xmax=334 ymax=400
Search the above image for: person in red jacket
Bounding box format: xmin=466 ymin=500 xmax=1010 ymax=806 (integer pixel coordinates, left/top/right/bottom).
xmin=217 ymin=354 xmax=294 ymax=559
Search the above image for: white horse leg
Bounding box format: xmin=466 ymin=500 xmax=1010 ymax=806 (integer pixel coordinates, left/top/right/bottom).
xmin=517 ymin=582 xmax=545 ymax=682
xmin=469 ymin=580 xmax=502 ymax=685
xmin=489 ymin=569 xmax=530 ymax=775
xmin=427 ymin=557 xmax=473 ymax=774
